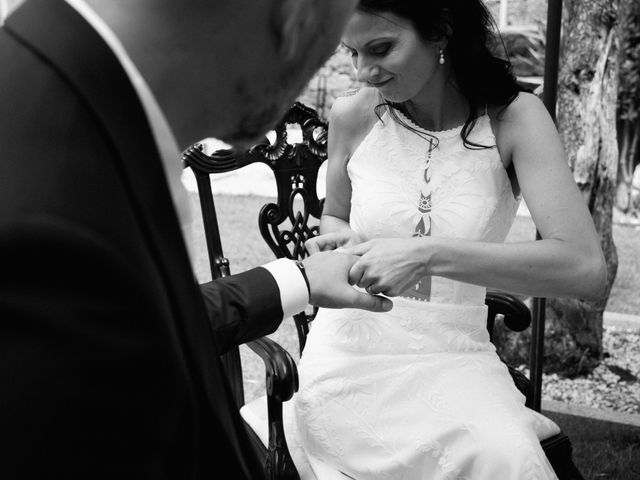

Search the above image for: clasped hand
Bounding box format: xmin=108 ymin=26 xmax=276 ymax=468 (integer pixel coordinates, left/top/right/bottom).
xmin=306 ymin=231 xmax=429 ymax=297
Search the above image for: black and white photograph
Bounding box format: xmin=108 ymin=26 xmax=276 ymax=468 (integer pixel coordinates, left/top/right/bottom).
xmin=1 ymin=0 xmax=638 ymax=478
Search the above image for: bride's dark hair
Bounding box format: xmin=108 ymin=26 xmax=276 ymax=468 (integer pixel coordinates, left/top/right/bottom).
xmin=358 ymin=0 xmax=524 ymax=149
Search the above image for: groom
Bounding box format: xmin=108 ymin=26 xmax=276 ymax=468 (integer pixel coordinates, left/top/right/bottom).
xmin=0 ymin=0 xmax=386 ymax=477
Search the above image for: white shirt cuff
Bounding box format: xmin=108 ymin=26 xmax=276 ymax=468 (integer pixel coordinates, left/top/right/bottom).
xmin=262 ymin=258 xmax=309 ymax=319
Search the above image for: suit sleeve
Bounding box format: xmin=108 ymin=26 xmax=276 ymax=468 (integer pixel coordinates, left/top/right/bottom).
xmin=199 ymin=267 xmax=284 ymax=355
xmin=199 ymin=258 xmax=310 ymax=354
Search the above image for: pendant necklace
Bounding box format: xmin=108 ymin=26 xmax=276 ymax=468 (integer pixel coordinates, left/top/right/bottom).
xmin=412 ymin=135 xmax=436 ymax=298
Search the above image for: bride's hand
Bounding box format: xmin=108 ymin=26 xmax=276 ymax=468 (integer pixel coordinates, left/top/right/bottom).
xmin=340 ymin=238 xmax=431 ymax=297
xmin=306 ymin=230 xmax=363 ymax=255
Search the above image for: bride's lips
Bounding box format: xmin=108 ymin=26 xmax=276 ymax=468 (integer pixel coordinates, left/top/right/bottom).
xmin=368 ymin=78 xmax=392 ymax=88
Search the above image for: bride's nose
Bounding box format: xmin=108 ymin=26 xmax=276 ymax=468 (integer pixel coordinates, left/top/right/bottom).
xmin=355 ymin=59 xmax=381 ymax=84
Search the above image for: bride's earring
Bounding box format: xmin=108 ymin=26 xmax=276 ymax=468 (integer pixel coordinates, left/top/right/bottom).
xmin=439 ymin=48 xmax=445 ymax=65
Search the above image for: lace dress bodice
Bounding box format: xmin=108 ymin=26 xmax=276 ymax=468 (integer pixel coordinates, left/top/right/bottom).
xmin=348 ymin=110 xmax=520 ymax=305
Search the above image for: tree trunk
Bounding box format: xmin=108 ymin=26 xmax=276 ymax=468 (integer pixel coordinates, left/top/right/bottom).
xmin=544 ymin=0 xmax=620 ymax=375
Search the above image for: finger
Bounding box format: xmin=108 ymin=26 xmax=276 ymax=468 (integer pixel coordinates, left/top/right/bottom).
xmin=384 ymin=287 xmax=401 ymax=297
xmin=306 ymin=234 xmax=336 ymax=254
xmin=349 ymin=290 xmax=393 ymax=312
xmin=305 ymin=238 xmax=321 ymax=255
xmin=365 ymin=285 xmax=379 ymax=295
xmin=340 ymin=240 xmax=372 ymax=256
xmin=348 ymin=260 xmax=365 ymax=286
xmin=355 ymin=269 xmax=376 ymax=290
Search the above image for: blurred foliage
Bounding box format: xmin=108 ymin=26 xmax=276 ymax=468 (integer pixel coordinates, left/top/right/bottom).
xmin=500 ymin=24 xmax=546 ymax=78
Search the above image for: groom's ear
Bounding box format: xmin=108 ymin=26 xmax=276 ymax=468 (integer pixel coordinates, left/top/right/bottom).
xmin=271 ymin=0 xmax=318 ymax=61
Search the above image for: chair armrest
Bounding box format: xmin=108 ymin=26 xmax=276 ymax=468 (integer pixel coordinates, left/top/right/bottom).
xmin=246 ymin=337 xmax=299 ymax=402
xmin=245 ymin=337 xmax=300 ymax=480
xmin=485 ymin=290 xmax=532 ymax=332
xmin=485 ymin=292 xmax=535 ymax=408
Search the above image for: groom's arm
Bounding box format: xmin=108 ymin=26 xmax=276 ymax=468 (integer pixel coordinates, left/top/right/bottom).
xmin=199 ymin=259 xmax=308 ymax=354
xmin=200 ymin=252 xmax=393 ymax=354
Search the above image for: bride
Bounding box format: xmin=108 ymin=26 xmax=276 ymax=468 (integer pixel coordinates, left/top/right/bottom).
xmin=286 ymin=0 xmax=606 ymax=478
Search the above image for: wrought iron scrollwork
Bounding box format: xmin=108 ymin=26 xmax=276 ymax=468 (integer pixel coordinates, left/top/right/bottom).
xmin=251 ymin=121 xmax=288 ymax=164
xmin=182 ymin=102 xmax=327 ymax=259
xmin=248 ymin=102 xmax=328 ymax=260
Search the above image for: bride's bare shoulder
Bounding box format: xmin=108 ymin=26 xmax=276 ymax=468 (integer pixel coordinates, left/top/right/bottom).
xmin=329 ymin=87 xmax=381 ymax=142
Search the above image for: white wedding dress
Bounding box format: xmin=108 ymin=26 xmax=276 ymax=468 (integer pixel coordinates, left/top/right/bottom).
xmin=241 ymin=110 xmax=561 ymax=480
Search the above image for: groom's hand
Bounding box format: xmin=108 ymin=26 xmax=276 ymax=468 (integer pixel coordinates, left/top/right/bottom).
xmin=302 ymin=251 xmax=392 ymax=312
xmin=305 ymin=230 xmax=363 ymax=255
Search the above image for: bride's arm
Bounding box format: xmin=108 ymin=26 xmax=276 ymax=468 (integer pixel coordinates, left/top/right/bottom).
xmin=346 ymin=93 xmax=607 ymax=302
xmin=440 ymin=93 xmax=606 ymax=300
xmin=308 ymin=92 xmax=375 ymax=253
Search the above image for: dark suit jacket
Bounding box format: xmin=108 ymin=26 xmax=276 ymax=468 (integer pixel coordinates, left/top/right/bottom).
xmin=0 ymin=1 xmax=283 ymax=477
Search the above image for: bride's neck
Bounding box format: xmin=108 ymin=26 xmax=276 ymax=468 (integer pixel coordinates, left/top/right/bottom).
xmin=401 ymin=82 xmax=470 ymax=131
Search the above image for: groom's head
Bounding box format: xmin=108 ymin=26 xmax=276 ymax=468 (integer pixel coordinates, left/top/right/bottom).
xmin=86 ymin=0 xmax=358 ymax=148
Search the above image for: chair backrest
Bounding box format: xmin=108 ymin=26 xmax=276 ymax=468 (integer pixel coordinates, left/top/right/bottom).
xmin=183 ymin=102 xmax=327 ymax=262
xmin=182 ymin=103 xmax=328 ymax=404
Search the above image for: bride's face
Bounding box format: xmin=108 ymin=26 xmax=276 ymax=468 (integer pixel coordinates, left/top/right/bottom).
xmin=342 ymin=11 xmax=444 ymax=104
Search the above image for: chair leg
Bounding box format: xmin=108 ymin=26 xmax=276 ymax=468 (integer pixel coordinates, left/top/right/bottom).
xmin=243 ymin=420 xmax=300 ymax=480
xmin=541 ymin=432 xmax=585 ymax=480
xmin=243 ymin=415 xmax=300 ymax=480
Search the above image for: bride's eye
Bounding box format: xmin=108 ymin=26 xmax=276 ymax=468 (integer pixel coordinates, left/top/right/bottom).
xmin=369 ymin=43 xmax=391 ymax=56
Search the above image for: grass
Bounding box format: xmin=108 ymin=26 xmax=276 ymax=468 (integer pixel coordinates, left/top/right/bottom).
xmin=607 ymin=222 xmax=640 ymax=316
xmin=188 ymin=192 xmax=640 ymax=478
xmin=542 ymin=409 xmax=640 ymax=479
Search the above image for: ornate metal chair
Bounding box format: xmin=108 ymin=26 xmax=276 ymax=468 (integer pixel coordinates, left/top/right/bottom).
xmin=182 ymin=102 xmax=584 ymax=480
